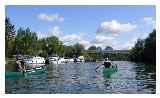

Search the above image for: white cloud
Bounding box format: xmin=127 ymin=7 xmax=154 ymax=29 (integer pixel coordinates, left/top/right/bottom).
xmin=37 ymin=25 xmax=91 ymax=48
xmin=93 ymin=20 xmax=137 ymax=50
xmin=93 ymin=40 xmax=134 ymax=50
xmin=80 ymin=40 xmax=91 ymax=49
xmin=111 ymin=37 xmax=138 ymax=50
xmin=97 ymin=20 xmax=136 ymax=36
xmin=94 ymin=35 xmax=115 ymax=44
xmin=143 ymin=17 xmax=155 ymax=26
xmin=60 ymin=34 xmax=82 ymax=42
xmin=92 ymin=35 xmax=115 ymax=49
xmin=92 ymin=34 xmax=137 ymax=50
xmin=37 ymin=13 xmax=64 ymax=22
xmin=60 ymin=33 xmax=91 ymax=49
xmin=37 ymin=26 xmax=62 ymax=39
xmin=113 ymin=42 xmax=133 ymax=50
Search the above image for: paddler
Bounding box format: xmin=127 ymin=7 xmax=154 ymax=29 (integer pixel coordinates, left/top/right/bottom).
xmin=15 ymin=54 xmax=26 ymax=72
xmin=103 ymin=58 xmax=112 ymax=68
xmin=95 ymin=58 xmax=113 ymax=70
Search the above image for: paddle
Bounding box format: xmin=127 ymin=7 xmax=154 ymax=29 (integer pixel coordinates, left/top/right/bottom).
xmin=95 ymin=65 xmax=101 ymax=70
xmin=95 ymin=64 xmax=104 ymax=72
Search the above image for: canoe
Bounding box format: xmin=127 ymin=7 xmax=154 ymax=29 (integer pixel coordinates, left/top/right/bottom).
xmin=103 ymin=66 xmax=117 ymax=77
xmin=5 ymin=67 xmax=46 ymax=78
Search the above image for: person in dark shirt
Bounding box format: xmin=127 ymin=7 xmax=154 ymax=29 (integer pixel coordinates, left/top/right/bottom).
xmin=103 ymin=58 xmax=112 ymax=68
xmin=95 ymin=58 xmax=112 ymax=70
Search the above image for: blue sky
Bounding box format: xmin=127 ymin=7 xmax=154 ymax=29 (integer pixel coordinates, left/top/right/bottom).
xmin=6 ymin=5 xmax=155 ymax=50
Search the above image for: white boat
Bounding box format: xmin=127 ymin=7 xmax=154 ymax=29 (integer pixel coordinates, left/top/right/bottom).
xmin=64 ymin=58 xmax=69 ymax=63
xmin=78 ymin=56 xmax=85 ymax=62
xmin=25 ymin=56 xmax=45 ymax=64
xmin=68 ymin=58 xmax=74 ymax=63
xmin=24 ymin=56 xmax=45 ymax=68
xmin=58 ymin=58 xmax=66 ymax=64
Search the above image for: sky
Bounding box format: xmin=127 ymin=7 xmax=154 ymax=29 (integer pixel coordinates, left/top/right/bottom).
xmin=6 ymin=5 xmax=155 ymax=50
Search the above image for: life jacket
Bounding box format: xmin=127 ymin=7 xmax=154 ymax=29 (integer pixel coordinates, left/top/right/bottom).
xmin=104 ymin=61 xmax=111 ymax=68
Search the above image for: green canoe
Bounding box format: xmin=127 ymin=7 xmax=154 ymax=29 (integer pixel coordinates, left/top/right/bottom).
xmin=5 ymin=67 xmax=46 ymax=78
xmin=103 ymin=66 xmax=117 ymax=77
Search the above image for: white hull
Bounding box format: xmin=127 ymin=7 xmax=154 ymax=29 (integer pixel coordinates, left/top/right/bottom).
xmin=49 ymin=57 xmax=75 ymax=64
xmin=25 ymin=56 xmax=45 ymax=67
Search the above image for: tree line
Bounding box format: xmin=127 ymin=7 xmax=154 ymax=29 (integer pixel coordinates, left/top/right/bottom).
xmin=129 ymin=29 xmax=156 ymax=65
xmin=5 ymin=17 xmax=85 ymax=58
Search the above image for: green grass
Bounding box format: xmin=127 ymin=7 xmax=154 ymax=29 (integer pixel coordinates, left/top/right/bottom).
xmin=5 ymin=57 xmax=16 ymax=71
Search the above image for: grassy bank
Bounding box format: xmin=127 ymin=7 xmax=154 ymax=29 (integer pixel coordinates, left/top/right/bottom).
xmin=5 ymin=57 xmax=16 ymax=71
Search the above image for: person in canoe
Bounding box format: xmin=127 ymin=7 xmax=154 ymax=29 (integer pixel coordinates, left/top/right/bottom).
xmin=95 ymin=58 xmax=113 ymax=70
xmin=104 ymin=58 xmax=112 ymax=68
xmin=14 ymin=54 xmax=26 ymax=72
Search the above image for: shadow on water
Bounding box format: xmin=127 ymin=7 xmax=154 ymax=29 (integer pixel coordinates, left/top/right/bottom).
xmin=134 ymin=63 xmax=156 ymax=94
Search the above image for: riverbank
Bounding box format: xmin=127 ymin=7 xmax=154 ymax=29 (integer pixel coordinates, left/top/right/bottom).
xmin=5 ymin=57 xmax=16 ymax=71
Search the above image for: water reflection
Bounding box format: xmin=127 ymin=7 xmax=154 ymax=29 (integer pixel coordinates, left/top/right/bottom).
xmin=5 ymin=61 xmax=156 ymax=94
xmin=134 ymin=63 xmax=156 ymax=93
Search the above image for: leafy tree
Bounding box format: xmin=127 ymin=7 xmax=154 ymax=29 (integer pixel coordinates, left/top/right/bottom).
xmin=87 ymin=45 xmax=101 ymax=61
xmin=143 ymin=30 xmax=156 ymax=64
xmin=104 ymin=46 xmax=114 ymax=51
xmin=37 ymin=36 xmax=65 ymax=57
xmin=5 ymin=17 xmax=15 ymax=40
xmin=64 ymin=45 xmax=74 ymax=58
xmin=129 ymin=29 xmax=156 ymax=65
xmin=88 ymin=45 xmax=97 ymax=51
xmin=97 ymin=47 xmax=102 ymax=53
xmin=72 ymin=43 xmax=84 ymax=57
xmin=15 ymin=27 xmax=38 ymax=55
xmin=5 ymin=17 xmax=16 ymax=57
xmin=130 ymin=39 xmax=145 ymax=62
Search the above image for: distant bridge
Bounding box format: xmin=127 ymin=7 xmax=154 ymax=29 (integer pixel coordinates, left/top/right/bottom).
xmin=103 ymin=50 xmax=130 ymax=54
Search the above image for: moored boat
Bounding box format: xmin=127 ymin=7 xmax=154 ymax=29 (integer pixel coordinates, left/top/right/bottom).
xmin=25 ymin=56 xmax=45 ymax=64
xmin=78 ymin=56 xmax=85 ymax=62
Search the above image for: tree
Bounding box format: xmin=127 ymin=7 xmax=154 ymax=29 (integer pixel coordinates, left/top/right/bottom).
xmin=64 ymin=45 xmax=74 ymax=58
xmin=36 ymin=38 xmax=48 ymax=57
xmin=37 ymin=36 xmax=65 ymax=57
xmin=97 ymin=47 xmax=102 ymax=53
xmin=129 ymin=29 xmax=156 ymax=65
xmin=72 ymin=43 xmax=84 ymax=57
xmin=88 ymin=45 xmax=97 ymax=51
xmin=5 ymin=17 xmax=16 ymax=57
xmin=87 ymin=45 xmax=101 ymax=61
xmin=15 ymin=27 xmax=38 ymax=55
xmin=131 ymin=39 xmax=145 ymax=62
xmin=143 ymin=30 xmax=156 ymax=64
xmin=5 ymin=17 xmax=15 ymax=40
xmin=45 ymin=36 xmax=64 ymax=56
xmin=104 ymin=46 xmax=113 ymax=51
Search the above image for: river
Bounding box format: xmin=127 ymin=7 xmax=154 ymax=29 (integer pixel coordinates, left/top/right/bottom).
xmin=5 ymin=61 xmax=156 ymax=94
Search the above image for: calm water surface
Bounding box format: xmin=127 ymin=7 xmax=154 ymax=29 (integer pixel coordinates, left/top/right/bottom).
xmin=5 ymin=61 xmax=156 ymax=94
